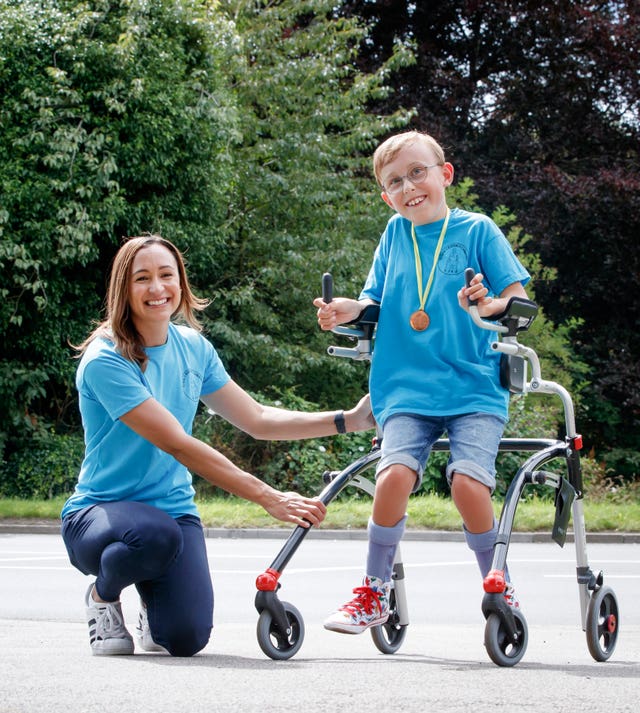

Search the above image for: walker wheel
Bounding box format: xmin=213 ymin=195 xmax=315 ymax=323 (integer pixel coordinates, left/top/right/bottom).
xmin=370 ymin=588 xmax=407 ymax=654
xmin=586 ymin=585 xmax=619 ymax=662
xmin=256 ymin=600 xmax=305 ymax=660
xmin=484 ymin=610 xmax=528 ymax=667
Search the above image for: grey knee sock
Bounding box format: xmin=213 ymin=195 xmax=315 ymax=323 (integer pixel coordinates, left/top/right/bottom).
xmin=464 ymin=520 xmax=511 ymax=581
xmin=366 ymin=515 xmax=407 ymax=582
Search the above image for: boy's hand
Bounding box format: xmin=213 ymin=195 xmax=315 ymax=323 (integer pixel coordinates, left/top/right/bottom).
xmin=458 ymin=272 xmax=492 ymax=313
xmin=459 ymin=275 xmax=528 ymax=318
xmin=313 ymin=297 xmax=363 ymax=331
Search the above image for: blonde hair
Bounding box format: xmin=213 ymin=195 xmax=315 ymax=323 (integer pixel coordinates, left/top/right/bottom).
xmin=373 ymin=131 xmax=446 ymax=187
xmin=77 ymin=235 xmax=209 ymax=366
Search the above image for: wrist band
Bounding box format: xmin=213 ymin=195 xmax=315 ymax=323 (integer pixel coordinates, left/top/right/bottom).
xmin=334 ymin=411 xmax=346 ymax=434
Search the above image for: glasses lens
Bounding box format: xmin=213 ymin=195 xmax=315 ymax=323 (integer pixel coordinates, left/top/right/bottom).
xmin=409 ymin=166 xmax=427 ymax=181
xmin=384 ymin=166 xmax=431 ymax=194
xmin=386 ymin=177 xmax=404 ymax=194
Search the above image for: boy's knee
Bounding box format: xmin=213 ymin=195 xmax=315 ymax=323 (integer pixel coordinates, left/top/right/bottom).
xmin=447 ymin=460 xmax=495 ymax=493
xmin=451 ymin=471 xmax=488 ymax=493
xmin=377 ymin=463 xmax=417 ymax=490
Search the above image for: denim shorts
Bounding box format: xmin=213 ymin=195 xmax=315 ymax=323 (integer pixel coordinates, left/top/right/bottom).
xmin=377 ymin=412 xmax=506 ymax=494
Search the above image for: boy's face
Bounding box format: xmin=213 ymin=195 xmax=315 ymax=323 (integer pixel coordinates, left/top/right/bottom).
xmin=379 ymin=142 xmax=454 ymax=226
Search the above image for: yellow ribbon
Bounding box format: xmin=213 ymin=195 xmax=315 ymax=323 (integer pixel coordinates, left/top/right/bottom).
xmin=410 ymin=207 xmax=450 ymax=312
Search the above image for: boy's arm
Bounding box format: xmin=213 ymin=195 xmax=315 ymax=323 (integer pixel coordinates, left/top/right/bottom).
xmin=483 ymin=281 xmax=529 ymax=318
xmin=458 ymin=276 xmax=528 ymax=319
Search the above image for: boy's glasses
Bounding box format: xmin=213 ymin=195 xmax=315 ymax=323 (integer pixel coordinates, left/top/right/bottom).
xmin=382 ymin=164 xmax=441 ymax=195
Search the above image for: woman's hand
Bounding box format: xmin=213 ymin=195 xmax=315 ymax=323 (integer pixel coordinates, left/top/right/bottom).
xmin=261 ymin=491 xmax=327 ymax=528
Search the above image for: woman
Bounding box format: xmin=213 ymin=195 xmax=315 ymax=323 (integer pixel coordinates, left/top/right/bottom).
xmin=61 ymin=234 xmax=372 ymax=657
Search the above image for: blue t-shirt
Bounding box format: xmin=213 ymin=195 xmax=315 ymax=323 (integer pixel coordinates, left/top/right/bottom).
xmin=61 ymin=323 xmax=230 ymax=519
xmin=360 ymin=208 xmax=530 ymax=426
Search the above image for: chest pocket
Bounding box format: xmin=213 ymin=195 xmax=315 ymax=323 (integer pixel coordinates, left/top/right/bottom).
xmin=182 ymin=368 xmax=204 ymax=402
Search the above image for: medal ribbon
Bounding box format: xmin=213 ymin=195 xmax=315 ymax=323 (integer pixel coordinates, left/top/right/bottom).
xmin=411 ymin=206 xmax=450 ymax=313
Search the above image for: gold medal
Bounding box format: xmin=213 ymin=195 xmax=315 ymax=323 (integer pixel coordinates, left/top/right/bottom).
xmin=409 ymin=309 xmax=430 ymax=331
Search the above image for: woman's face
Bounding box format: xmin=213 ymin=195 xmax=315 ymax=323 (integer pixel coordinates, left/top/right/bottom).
xmin=127 ymin=244 xmax=182 ymax=330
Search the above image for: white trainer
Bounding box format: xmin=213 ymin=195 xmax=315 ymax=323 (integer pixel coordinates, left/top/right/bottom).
xmin=135 ymin=602 xmax=167 ymax=653
xmin=85 ymin=583 xmax=134 ymax=656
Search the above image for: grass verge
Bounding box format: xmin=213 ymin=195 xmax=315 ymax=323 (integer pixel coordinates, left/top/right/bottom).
xmin=1 ymin=494 xmax=639 ymax=532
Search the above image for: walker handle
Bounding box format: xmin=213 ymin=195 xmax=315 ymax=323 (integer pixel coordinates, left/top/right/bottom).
xmin=322 ymin=272 xmax=333 ymax=304
xmin=464 ymin=267 xmax=509 ymax=334
xmin=464 ymin=267 xmax=478 ymax=306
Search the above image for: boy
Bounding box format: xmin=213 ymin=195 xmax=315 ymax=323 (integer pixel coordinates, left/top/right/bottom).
xmin=314 ymin=131 xmax=530 ymax=633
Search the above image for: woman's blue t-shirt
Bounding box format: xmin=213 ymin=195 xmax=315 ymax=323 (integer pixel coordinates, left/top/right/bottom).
xmin=61 ymin=323 xmax=230 ymax=519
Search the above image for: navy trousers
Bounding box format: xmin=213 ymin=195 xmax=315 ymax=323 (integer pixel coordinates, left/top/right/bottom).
xmin=62 ymin=501 xmax=213 ymax=656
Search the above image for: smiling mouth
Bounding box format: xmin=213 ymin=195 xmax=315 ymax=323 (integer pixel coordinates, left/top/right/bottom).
xmin=406 ymin=196 xmax=425 ymax=207
xmin=147 ymin=298 xmax=169 ymax=306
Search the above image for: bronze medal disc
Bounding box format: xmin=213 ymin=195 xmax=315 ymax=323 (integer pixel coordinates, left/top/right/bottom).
xmin=409 ymin=309 xmax=430 ymax=331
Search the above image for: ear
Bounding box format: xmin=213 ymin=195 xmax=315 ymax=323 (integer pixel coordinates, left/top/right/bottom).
xmin=380 ymin=191 xmax=394 ymax=208
xmin=442 ymin=162 xmax=455 ymax=187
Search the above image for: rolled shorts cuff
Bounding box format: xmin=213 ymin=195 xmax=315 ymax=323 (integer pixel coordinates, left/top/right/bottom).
xmin=446 ymin=459 xmax=496 ymax=494
xmin=376 ymin=453 xmax=423 ymax=492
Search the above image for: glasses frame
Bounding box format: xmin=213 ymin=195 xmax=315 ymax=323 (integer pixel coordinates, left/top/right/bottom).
xmin=382 ymin=164 xmax=442 ymax=195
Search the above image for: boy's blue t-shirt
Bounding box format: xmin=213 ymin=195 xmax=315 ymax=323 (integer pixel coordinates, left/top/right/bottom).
xmin=61 ymin=323 xmax=230 ymax=519
xmin=360 ymin=207 xmax=530 ymax=427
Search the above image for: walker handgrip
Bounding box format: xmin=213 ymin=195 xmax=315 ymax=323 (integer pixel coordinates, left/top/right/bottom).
xmin=464 ymin=268 xmax=507 ymax=334
xmin=464 ymin=267 xmax=478 ymax=306
xmin=322 ymin=272 xmax=333 ymax=304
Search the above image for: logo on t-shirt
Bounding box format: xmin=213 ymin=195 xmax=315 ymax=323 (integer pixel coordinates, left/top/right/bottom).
xmin=438 ymin=243 xmax=467 ymax=275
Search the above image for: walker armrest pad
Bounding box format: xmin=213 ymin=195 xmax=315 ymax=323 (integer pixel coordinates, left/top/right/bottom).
xmin=492 ymin=297 xmax=538 ymax=332
xmin=352 ymin=303 xmax=380 ymax=326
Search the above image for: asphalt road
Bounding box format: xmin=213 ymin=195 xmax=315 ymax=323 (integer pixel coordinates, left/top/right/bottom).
xmin=1 ymin=531 xmax=638 ymax=713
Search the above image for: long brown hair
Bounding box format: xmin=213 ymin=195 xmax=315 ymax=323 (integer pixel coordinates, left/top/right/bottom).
xmin=77 ymin=235 xmax=209 ymax=366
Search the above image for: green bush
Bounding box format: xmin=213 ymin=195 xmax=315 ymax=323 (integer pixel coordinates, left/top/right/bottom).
xmin=600 ymin=448 xmax=640 ymax=482
xmin=1 ymin=0 xmax=611 ymax=501
xmin=581 ymin=451 xmax=640 ymax=504
xmin=0 ymin=430 xmax=83 ymax=499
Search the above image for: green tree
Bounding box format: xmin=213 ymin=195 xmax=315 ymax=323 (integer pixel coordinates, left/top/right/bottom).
xmin=0 ymin=0 xmax=586 ymax=496
xmin=197 ymin=0 xmax=415 ymax=406
xmin=0 ymin=0 xmax=239 ymax=458
xmin=339 ymin=0 xmax=640 ymax=461
xmin=0 ymin=0 xmax=415 ymax=490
